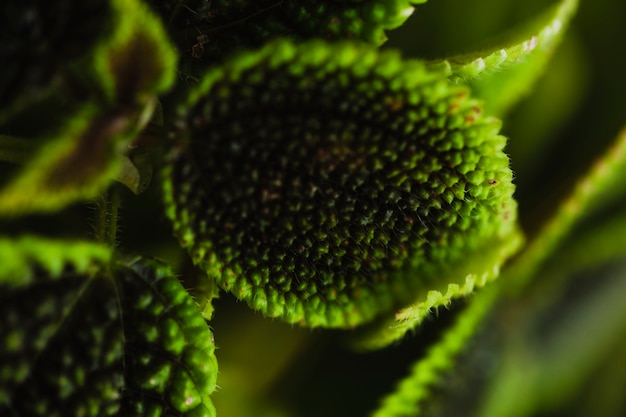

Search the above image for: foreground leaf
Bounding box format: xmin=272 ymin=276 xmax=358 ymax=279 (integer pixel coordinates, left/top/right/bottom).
xmin=0 ymin=238 xmax=218 ymax=417
xmin=162 ymin=39 xmax=519 ymax=328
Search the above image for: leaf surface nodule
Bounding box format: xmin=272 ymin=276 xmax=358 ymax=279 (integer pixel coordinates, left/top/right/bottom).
xmin=163 ymin=40 xmax=520 ymax=328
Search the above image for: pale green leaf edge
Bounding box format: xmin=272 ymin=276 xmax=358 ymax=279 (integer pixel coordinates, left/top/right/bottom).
xmin=350 ymin=229 xmax=523 ymax=351
xmin=0 ymin=235 xmax=112 ymax=283
xmin=93 ymin=0 xmax=177 ymax=104
xmin=370 ymin=285 xmax=499 ymax=417
xmin=429 ymin=0 xmax=578 ymax=83
xmin=0 ymin=106 xmax=125 ymax=216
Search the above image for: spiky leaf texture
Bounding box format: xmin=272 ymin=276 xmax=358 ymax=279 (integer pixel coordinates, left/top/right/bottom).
xmin=0 ymin=238 xmax=217 ymax=417
xmin=147 ymin=0 xmax=422 ymax=78
xmin=162 ymin=40 xmax=519 ymax=328
xmin=371 ymin=126 xmax=626 ymax=416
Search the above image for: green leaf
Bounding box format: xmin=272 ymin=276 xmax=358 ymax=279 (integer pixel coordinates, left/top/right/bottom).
xmin=92 ymin=0 xmax=177 ymax=105
xmin=370 ymin=126 xmax=626 ymax=415
xmin=429 ymin=0 xmax=578 ymax=115
xmin=354 ymin=118 xmax=626 ymax=349
xmin=0 ymin=0 xmax=178 ymax=213
xmin=0 ymin=106 xmax=133 ymax=216
xmin=0 ymin=238 xmax=218 ymax=417
xmin=148 ymin=0 xmax=424 ymax=78
xmin=117 ymin=257 xmax=218 ymax=417
xmin=505 ymin=125 xmax=626 ymax=292
xmin=0 ymin=237 xmax=117 ymax=416
xmin=161 ymin=39 xmax=520 ymax=328
xmin=370 ymin=287 xmax=499 ymax=417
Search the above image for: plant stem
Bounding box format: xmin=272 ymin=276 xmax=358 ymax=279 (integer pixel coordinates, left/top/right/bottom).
xmin=94 ymin=186 xmax=121 ymax=247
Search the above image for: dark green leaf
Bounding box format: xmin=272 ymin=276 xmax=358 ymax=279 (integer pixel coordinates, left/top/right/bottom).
xmin=148 ymin=0 xmax=425 ymax=78
xmin=0 ymin=238 xmax=218 ymax=417
xmin=162 ymin=40 xmax=520 ymax=328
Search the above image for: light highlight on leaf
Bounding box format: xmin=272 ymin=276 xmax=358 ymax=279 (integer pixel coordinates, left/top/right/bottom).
xmin=429 ymin=0 xmax=579 ymax=115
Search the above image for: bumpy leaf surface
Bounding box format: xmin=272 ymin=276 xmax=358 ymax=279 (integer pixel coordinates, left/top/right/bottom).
xmin=147 ymin=0 xmax=423 ymax=78
xmin=162 ymin=40 xmax=519 ymax=328
xmin=372 ymin=126 xmax=626 ymax=416
xmin=0 ymin=238 xmax=218 ymax=417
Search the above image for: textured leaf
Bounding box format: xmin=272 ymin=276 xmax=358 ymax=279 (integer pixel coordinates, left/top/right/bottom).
xmin=116 ymin=257 xmax=218 ymax=417
xmin=350 ymin=231 xmax=520 ymax=350
xmin=148 ymin=0 xmax=424 ymax=78
xmin=0 ymin=238 xmax=117 ymax=416
xmin=371 ymin=127 xmax=626 ymax=416
xmin=429 ymin=0 xmax=578 ymax=115
xmin=0 ymin=238 xmax=218 ymax=417
xmin=162 ymin=40 xmax=520 ymax=328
